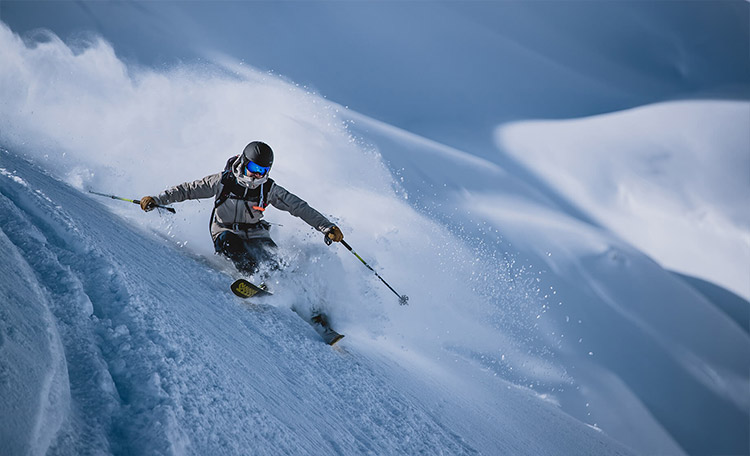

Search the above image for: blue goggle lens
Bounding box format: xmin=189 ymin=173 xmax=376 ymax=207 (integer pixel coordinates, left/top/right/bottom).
xmin=246 ymin=160 xmax=270 ymax=176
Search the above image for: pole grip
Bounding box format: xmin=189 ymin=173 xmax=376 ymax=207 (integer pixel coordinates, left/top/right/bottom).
xmin=133 ymin=198 xmax=176 ymax=213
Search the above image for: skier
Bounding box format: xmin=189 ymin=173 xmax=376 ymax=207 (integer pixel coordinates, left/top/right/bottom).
xmin=140 ymin=141 xmax=344 ymax=276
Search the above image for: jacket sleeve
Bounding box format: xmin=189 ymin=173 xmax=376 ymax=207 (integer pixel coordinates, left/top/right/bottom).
xmin=267 ymin=183 xmax=334 ymax=232
xmin=154 ymin=173 xmax=221 ymax=205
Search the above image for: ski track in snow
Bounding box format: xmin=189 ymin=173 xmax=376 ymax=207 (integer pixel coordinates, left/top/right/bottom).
xmin=0 ymin=152 xmax=637 ymax=455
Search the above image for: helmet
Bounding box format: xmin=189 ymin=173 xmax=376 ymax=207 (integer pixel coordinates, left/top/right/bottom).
xmin=242 ymin=141 xmax=274 ymax=169
xmin=234 ymin=141 xmax=274 ymax=189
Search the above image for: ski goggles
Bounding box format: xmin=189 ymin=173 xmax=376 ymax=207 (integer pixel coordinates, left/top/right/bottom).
xmin=246 ymin=160 xmax=271 ymax=177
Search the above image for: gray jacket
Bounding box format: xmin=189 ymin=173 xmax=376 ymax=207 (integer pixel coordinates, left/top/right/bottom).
xmin=154 ymin=173 xmax=334 ymax=241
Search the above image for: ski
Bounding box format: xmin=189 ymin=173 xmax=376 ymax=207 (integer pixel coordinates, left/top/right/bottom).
xmin=231 ymin=278 xmax=272 ymax=298
xmin=310 ymin=313 xmax=345 ymax=346
xmin=230 ymin=279 xmax=344 ymax=346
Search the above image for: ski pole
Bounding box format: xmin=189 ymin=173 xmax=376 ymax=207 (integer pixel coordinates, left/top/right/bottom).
xmin=88 ymin=190 xmax=176 ymax=213
xmin=334 ymin=237 xmax=409 ymax=305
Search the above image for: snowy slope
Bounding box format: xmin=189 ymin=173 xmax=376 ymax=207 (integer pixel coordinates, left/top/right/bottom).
xmin=0 ymin=150 xmax=635 ymax=455
xmin=343 ymin=112 xmax=750 ymax=456
xmin=1 ymin=13 xmax=749 ymax=456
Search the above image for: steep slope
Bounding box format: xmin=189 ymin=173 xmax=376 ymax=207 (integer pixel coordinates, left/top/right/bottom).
xmin=0 ymin=151 xmax=636 ymax=455
xmin=344 ymin=111 xmax=749 ymax=456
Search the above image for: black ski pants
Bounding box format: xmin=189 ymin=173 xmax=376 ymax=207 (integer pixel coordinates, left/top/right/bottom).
xmin=214 ymin=231 xmax=278 ymax=275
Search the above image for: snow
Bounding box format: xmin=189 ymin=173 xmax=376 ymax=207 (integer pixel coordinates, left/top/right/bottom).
xmin=0 ymin=214 xmax=68 ymax=456
xmin=0 ymin=3 xmax=748 ymax=456
xmin=498 ymin=100 xmax=750 ymax=301
xmin=0 ymin=149 xmax=636 ymax=455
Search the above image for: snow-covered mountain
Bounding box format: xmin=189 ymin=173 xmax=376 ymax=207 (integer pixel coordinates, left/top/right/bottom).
xmin=1 ymin=3 xmax=748 ymax=455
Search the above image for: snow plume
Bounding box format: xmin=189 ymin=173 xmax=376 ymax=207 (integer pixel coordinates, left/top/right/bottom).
xmin=1 ymin=20 xmax=748 ymax=456
xmin=0 ymin=20 xmax=536 ymax=324
xmin=0 ymin=21 xmax=393 ymax=257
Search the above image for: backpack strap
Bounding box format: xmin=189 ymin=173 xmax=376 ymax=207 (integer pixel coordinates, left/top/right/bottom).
xmin=214 ymin=170 xmax=237 ymax=209
xmin=210 ymin=155 xmax=239 ymax=235
xmin=249 ymin=179 xmax=274 ymax=211
xmin=214 ymin=155 xmax=240 ymax=209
